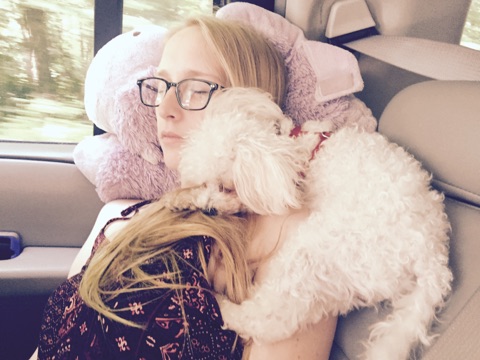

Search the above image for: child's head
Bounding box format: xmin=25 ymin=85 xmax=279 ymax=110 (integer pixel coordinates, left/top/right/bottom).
xmin=154 ymin=16 xmax=287 ymax=170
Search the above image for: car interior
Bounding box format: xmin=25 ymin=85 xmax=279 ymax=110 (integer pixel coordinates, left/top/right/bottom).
xmin=1 ymin=0 xmax=479 ymax=359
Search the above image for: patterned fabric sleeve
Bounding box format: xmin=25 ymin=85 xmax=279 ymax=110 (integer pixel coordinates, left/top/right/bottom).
xmin=100 ymin=235 xmax=243 ymax=360
xmin=38 ymin=234 xmax=243 ymax=360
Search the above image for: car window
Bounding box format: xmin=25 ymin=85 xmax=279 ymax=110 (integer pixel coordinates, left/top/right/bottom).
xmin=2 ymin=0 xmax=476 ymax=144
xmin=0 ymin=0 xmax=215 ymax=144
xmin=461 ymin=0 xmax=480 ymax=50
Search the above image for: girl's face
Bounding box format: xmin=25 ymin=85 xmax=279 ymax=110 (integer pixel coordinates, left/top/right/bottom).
xmin=155 ymin=26 xmax=226 ymax=171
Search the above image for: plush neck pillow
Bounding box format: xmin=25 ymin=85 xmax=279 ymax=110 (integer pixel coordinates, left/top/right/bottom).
xmin=74 ymin=4 xmax=376 ymax=202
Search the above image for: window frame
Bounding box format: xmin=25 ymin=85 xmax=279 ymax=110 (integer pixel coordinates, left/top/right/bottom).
xmin=92 ymin=0 xmax=124 ymax=135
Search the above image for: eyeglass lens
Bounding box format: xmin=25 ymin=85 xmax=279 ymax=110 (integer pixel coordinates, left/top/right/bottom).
xmin=141 ymin=78 xmax=213 ymax=110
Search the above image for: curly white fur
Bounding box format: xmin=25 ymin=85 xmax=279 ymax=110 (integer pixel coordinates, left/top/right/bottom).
xmin=162 ymin=88 xmax=314 ymax=215
xmin=164 ymin=88 xmax=453 ymax=360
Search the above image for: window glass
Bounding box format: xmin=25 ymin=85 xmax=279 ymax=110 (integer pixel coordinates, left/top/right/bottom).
xmin=0 ymin=1 xmax=216 ymax=143
xmin=461 ymin=0 xmax=480 ymax=50
xmin=123 ymin=0 xmax=213 ymax=31
xmin=0 ymin=0 xmax=94 ymax=143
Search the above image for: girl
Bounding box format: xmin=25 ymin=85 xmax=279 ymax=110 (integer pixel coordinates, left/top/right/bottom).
xmin=37 ymin=16 xmax=337 ymax=360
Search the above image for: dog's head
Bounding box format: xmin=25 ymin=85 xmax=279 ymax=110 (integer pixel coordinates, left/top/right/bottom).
xmin=178 ymin=88 xmax=308 ymax=215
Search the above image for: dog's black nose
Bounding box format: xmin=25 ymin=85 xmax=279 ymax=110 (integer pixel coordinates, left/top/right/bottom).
xmin=202 ymin=208 xmax=218 ymax=216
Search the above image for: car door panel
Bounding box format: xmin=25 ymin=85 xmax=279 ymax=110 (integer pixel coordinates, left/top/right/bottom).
xmin=0 ymin=142 xmax=103 ymax=359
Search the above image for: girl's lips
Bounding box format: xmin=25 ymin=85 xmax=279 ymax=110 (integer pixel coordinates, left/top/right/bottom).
xmin=160 ymin=131 xmax=184 ymax=145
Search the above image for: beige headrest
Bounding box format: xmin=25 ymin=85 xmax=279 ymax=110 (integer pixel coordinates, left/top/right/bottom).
xmin=379 ymin=80 xmax=480 ymax=206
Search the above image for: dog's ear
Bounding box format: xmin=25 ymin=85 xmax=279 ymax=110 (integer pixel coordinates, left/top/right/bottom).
xmin=232 ymin=135 xmax=304 ymax=215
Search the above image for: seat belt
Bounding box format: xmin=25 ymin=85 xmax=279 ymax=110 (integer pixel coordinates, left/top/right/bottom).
xmin=422 ymin=288 xmax=480 ymax=360
xmin=343 ymin=35 xmax=480 ymax=81
xmin=325 ymin=0 xmax=480 ymax=81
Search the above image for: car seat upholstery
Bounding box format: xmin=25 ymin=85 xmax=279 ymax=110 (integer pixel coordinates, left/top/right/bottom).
xmin=329 ymin=80 xmax=480 ymax=359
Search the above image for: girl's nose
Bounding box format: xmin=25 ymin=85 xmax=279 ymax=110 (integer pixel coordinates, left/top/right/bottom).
xmin=156 ymin=87 xmax=181 ymax=120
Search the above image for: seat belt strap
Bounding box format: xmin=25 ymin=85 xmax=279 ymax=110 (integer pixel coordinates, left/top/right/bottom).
xmin=343 ymin=35 xmax=480 ymax=81
xmin=422 ymin=288 xmax=480 ymax=360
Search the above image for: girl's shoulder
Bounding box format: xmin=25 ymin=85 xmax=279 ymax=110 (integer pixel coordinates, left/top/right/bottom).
xmin=251 ymin=208 xmax=310 ymax=251
xmin=248 ymin=208 xmax=310 ymax=281
xmin=68 ymin=199 xmax=144 ymax=278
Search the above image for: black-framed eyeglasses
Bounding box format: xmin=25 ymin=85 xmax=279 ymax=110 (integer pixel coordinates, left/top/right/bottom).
xmin=137 ymin=77 xmax=223 ymax=111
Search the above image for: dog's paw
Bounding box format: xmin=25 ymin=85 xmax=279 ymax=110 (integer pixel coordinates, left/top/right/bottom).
xmin=158 ymin=188 xmax=200 ymax=212
xmin=159 ymin=184 xmax=248 ymax=215
xmin=216 ymin=294 xmax=253 ymax=340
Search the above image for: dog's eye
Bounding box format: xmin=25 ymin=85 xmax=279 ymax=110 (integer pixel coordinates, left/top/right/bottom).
xmin=273 ymin=120 xmax=285 ymax=135
xmin=218 ymin=184 xmax=235 ymax=194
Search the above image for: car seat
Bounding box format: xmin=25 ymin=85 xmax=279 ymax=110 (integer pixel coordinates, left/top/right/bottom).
xmin=329 ymin=80 xmax=480 ymax=359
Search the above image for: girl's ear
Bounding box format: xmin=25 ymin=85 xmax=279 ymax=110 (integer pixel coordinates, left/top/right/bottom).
xmin=231 ymin=136 xmax=304 ymax=215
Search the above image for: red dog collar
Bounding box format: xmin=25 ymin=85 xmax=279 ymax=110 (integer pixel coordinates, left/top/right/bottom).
xmin=290 ymin=126 xmax=332 ymax=161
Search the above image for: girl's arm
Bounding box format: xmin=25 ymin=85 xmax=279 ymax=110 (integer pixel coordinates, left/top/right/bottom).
xmin=249 ymin=315 xmax=338 ymax=360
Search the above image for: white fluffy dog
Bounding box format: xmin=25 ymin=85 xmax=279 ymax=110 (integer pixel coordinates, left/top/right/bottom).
xmin=161 ymin=88 xmax=453 ymax=360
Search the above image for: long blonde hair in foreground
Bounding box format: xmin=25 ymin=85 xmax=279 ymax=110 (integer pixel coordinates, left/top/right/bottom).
xmin=79 ymin=199 xmax=252 ymax=328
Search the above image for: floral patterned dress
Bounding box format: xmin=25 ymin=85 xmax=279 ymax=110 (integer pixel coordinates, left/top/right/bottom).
xmin=37 ymin=202 xmax=243 ymax=360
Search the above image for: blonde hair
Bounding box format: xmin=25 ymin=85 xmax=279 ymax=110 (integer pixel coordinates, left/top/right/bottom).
xmin=80 ymin=198 xmax=253 ymax=328
xmin=171 ymin=16 xmax=286 ymax=107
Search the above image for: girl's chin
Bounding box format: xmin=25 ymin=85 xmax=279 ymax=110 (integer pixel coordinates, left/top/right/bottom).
xmin=162 ymin=151 xmax=180 ymax=171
